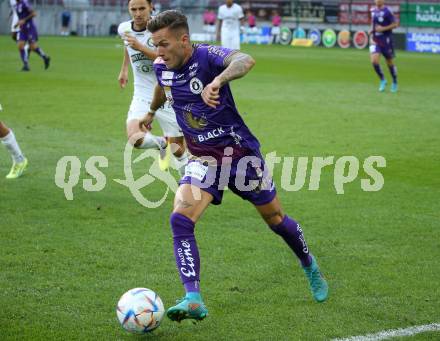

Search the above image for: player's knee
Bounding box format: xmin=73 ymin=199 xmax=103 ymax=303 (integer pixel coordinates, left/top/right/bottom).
xmin=127 ymin=132 xmax=143 ymax=148
xmin=263 ymin=211 xmax=284 ymax=226
xmin=171 ymin=143 xmax=185 ymax=157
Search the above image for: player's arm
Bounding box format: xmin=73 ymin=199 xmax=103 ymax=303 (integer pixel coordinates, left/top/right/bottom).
xmin=124 ymin=34 xmax=157 ymax=60
xmin=202 ymin=52 xmax=255 ymax=108
xmin=217 ymin=51 xmax=255 ymax=86
xmin=139 ymin=84 xmax=166 ymax=129
xmin=375 ymin=22 xmax=398 ymax=32
xmin=16 ymin=10 xmax=36 ymax=28
xmin=118 ymin=48 xmax=130 ymax=88
xmin=216 ymin=19 xmax=222 ymax=42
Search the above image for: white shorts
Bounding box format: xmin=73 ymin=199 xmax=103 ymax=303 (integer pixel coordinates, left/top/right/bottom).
xmin=221 ymin=32 xmax=240 ymax=50
xmin=127 ymin=96 xmax=183 ymax=137
xmin=11 ymin=13 xmax=19 ymax=33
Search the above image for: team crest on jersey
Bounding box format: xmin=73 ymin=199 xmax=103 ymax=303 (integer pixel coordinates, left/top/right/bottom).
xmin=184 ymin=111 xmax=208 ymax=130
xmin=146 ymin=37 xmax=154 ymax=48
xmin=190 ymin=77 xmax=203 ymax=94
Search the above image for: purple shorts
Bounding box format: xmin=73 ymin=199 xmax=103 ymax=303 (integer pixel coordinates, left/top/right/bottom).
xmin=17 ymin=23 xmax=38 ymax=43
xmin=179 ymin=151 xmax=276 ymax=206
xmin=370 ymin=38 xmax=395 ymax=59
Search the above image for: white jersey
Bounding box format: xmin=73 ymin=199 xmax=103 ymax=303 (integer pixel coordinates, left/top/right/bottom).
xmin=10 ymin=0 xmax=19 ymax=33
xmin=118 ymin=20 xmax=157 ymax=99
xmin=218 ymin=3 xmax=244 ymax=36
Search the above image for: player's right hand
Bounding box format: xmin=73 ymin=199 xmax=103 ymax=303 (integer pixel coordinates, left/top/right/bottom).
xmin=118 ymin=72 xmax=128 ymax=88
xmin=202 ymin=78 xmax=221 ymax=108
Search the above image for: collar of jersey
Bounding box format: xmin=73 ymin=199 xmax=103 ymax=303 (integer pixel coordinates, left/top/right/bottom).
xmin=131 ymin=21 xmax=147 ymax=33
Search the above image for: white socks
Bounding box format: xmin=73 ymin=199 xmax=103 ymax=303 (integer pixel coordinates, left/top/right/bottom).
xmin=174 ymin=152 xmax=189 ymax=176
xmin=1 ymin=130 xmax=25 ymax=163
xmin=138 ymin=132 xmax=166 ymax=149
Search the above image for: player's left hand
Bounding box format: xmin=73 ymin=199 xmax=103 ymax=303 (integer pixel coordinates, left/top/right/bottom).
xmin=124 ymin=34 xmax=143 ymax=51
xmin=16 ymin=19 xmax=25 ymax=28
xmin=139 ymin=112 xmax=155 ymax=131
xmin=201 ymin=78 xmax=221 ymax=108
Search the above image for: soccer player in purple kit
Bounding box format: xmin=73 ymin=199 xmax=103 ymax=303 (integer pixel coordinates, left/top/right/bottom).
xmin=141 ymin=10 xmax=329 ymax=322
xmin=369 ymin=0 xmax=398 ymax=92
xmin=14 ymin=0 xmax=50 ymax=71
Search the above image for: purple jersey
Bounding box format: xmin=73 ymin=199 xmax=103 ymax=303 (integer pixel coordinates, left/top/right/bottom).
xmin=153 ymin=44 xmax=261 ymax=162
xmin=371 ymin=6 xmax=395 ymax=46
xmin=15 ymin=0 xmax=38 ymax=41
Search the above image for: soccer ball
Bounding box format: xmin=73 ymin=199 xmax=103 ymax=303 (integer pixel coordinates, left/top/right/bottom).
xmin=116 ymin=288 xmax=165 ymax=334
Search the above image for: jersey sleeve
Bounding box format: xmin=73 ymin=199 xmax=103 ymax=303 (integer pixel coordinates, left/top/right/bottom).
xmin=117 ymin=22 xmax=127 ymax=38
xmin=238 ymin=5 xmax=244 ymax=19
xmin=217 ymin=6 xmax=224 ymax=20
xmin=387 ymin=8 xmax=396 ymax=23
xmin=206 ymin=45 xmax=237 ymax=72
xmin=22 ymin=0 xmax=32 ymax=12
xmin=153 ymin=59 xmax=166 ymax=87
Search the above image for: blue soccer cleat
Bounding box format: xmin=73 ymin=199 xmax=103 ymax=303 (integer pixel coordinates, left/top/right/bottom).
xmin=303 ymin=255 xmax=329 ymax=303
xmin=167 ymin=292 xmax=208 ymax=322
xmin=391 ymin=82 xmax=398 ymax=93
xmin=379 ymin=79 xmax=387 ymax=92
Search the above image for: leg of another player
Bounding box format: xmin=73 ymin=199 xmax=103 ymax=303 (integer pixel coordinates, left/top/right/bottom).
xmin=0 ymin=121 xmax=28 ymax=179
xmin=386 ymin=57 xmax=398 ymax=93
xmin=126 ymin=119 xmax=166 ymax=150
xmin=168 ymin=136 xmax=188 ymax=175
xmin=17 ymin=40 xmax=29 ymax=71
xmin=371 ymin=52 xmax=386 ymax=92
xmin=29 ymin=41 xmax=50 ymax=70
xmin=167 ymin=184 xmax=212 ymax=321
xmin=255 ymin=195 xmax=329 ymax=302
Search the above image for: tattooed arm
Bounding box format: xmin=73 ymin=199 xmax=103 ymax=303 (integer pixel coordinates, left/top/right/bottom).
xmin=217 ymin=51 xmax=255 ymax=86
xmin=201 ymin=51 xmax=255 ymax=108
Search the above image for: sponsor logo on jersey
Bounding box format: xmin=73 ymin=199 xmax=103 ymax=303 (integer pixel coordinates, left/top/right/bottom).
xmin=189 ymin=62 xmax=198 ymax=70
xmin=197 ymin=127 xmax=226 ymax=142
xmin=131 ymin=53 xmax=148 ymax=62
xmin=207 ymin=45 xmax=226 ymax=58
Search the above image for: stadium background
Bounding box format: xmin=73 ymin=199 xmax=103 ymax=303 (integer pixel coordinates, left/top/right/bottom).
xmin=1 ymin=0 xmax=440 ymax=53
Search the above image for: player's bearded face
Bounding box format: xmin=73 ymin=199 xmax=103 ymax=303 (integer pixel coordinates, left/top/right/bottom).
xmin=375 ymin=0 xmax=384 ymax=7
xmin=128 ymin=0 xmax=152 ymax=27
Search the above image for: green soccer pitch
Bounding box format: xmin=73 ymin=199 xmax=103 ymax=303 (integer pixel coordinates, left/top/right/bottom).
xmin=0 ymin=36 xmax=439 ymax=340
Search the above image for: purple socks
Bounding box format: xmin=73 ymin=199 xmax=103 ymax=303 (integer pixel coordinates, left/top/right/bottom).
xmin=269 ymin=215 xmax=312 ymax=267
xmin=19 ymin=49 xmax=28 ymax=67
xmin=372 ymin=63 xmax=385 ymax=80
xmin=388 ymin=64 xmax=397 ymax=83
xmin=170 ymin=213 xmax=200 ymax=293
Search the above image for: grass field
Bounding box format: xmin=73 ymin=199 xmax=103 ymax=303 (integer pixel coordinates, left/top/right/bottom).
xmin=0 ymin=36 xmax=439 ymax=340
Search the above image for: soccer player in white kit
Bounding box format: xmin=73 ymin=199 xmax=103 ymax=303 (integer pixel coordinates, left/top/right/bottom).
xmin=118 ymin=0 xmax=188 ymax=173
xmin=10 ymin=0 xmax=19 ymax=41
xmin=0 ymin=104 xmax=28 ymax=179
xmin=216 ymin=0 xmax=244 ymax=50
xmin=9 ymin=0 xmax=29 ymax=56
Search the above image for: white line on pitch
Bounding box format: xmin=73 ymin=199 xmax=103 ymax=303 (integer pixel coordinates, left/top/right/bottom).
xmin=331 ymin=322 xmax=440 ymax=341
